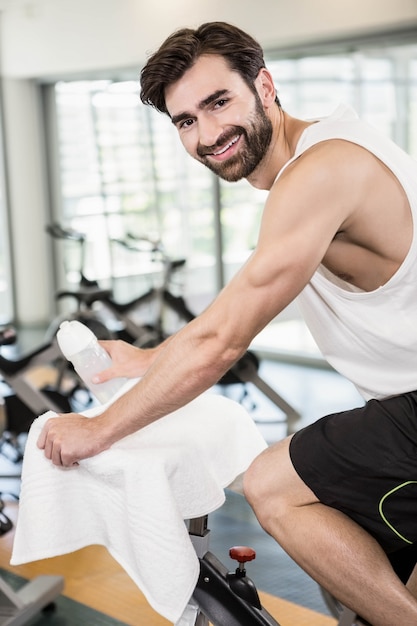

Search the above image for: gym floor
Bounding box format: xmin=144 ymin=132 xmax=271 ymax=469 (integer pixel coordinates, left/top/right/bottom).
xmin=0 ymin=323 xmax=364 ymax=620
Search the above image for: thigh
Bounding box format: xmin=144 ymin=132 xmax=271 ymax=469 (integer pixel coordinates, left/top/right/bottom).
xmin=289 ymin=391 xmax=417 ymax=553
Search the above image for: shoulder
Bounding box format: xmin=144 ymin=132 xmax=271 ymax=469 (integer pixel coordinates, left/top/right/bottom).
xmin=270 ymin=138 xmax=378 ymax=209
xmin=256 ymin=138 xmax=375 ymax=255
xmin=288 ymin=138 xmax=373 ymax=179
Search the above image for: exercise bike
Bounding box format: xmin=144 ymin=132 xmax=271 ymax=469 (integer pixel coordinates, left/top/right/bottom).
xmin=108 ymin=232 xmax=192 ymax=344
xmin=46 ymin=224 xmax=200 ymax=347
xmin=0 ymin=328 xmax=66 ymax=625
xmin=181 ymin=513 xmax=280 ymax=626
xmin=45 ymin=223 xmax=116 ymax=342
xmin=45 ymin=223 xmax=163 ymax=346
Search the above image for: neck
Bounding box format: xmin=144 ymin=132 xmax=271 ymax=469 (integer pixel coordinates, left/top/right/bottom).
xmin=247 ymin=109 xmax=313 ymax=190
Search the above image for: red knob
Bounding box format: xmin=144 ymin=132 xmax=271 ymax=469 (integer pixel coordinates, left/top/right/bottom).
xmin=229 ymin=546 xmax=256 ymax=563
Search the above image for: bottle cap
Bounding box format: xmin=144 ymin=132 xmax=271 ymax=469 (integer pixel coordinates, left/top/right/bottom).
xmin=56 ymin=320 xmax=95 ymax=359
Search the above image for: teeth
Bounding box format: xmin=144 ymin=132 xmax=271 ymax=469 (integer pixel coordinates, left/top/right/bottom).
xmin=213 ymin=135 xmax=239 ymax=156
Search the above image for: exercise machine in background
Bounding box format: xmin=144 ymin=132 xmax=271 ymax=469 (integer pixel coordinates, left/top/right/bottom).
xmin=46 ymin=223 xmax=202 ymax=346
xmin=0 ymin=328 xmax=65 ymax=625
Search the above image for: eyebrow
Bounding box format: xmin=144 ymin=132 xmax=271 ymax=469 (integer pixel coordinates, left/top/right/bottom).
xmin=170 ymin=89 xmax=229 ymax=126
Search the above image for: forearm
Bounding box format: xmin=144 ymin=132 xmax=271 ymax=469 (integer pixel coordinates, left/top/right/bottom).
xmin=38 ymin=257 xmax=298 ymax=466
xmin=96 ymin=261 xmax=296 ymax=446
xmin=96 ymin=335 xmax=174 ymax=381
xmin=96 ymin=319 xmax=241 ymax=446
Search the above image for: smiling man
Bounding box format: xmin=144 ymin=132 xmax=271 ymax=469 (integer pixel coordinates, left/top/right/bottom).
xmin=38 ymin=22 xmax=417 ymax=625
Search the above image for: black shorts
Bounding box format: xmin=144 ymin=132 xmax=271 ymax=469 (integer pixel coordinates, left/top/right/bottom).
xmin=289 ymin=391 xmax=417 ymax=554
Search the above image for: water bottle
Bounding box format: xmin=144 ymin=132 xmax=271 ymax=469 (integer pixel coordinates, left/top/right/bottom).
xmin=57 ymin=320 xmax=127 ymax=404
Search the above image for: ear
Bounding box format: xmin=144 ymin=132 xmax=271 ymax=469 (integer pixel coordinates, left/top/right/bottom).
xmin=254 ymin=68 xmax=276 ymax=108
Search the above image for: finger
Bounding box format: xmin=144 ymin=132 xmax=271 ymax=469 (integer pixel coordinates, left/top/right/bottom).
xmin=38 ymin=431 xmax=54 ymax=459
xmin=37 ymin=428 xmax=46 ymax=449
xmin=60 ymin=449 xmax=78 ymax=467
xmin=37 ymin=418 xmax=54 ymax=449
xmin=91 ymin=368 xmax=114 ymax=384
xmin=51 ymin=444 xmax=64 ymax=467
xmin=37 ymin=416 xmax=62 ymax=450
xmin=97 ymin=339 xmax=114 ymax=353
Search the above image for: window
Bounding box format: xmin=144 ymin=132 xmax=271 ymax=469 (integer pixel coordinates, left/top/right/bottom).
xmin=53 ymin=79 xmax=216 ymax=314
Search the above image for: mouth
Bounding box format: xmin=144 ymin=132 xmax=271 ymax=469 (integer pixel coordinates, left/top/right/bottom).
xmin=212 ymin=135 xmax=240 ymax=156
xmin=200 ymin=133 xmax=242 ymax=161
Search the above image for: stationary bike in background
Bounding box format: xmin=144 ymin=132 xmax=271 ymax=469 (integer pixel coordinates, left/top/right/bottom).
xmin=0 ymin=328 xmax=65 ymax=619
xmin=45 ymin=223 xmax=115 ymax=342
xmin=45 ymin=223 xmax=169 ymax=346
xmin=46 ymin=222 xmax=219 ymax=346
xmin=108 ymin=232 xmax=194 ymax=344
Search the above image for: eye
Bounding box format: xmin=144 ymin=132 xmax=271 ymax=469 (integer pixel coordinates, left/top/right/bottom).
xmin=179 ymin=118 xmax=194 ymax=130
xmin=214 ymin=98 xmax=228 ymax=109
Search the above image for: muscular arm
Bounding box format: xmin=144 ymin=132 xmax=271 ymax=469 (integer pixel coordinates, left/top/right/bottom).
xmin=38 ymin=145 xmax=361 ymax=466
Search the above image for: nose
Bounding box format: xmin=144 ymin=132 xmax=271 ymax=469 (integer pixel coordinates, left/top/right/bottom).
xmin=197 ymin=114 xmax=222 ymax=149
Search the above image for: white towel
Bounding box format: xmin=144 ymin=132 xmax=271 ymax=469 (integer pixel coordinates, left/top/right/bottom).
xmin=11 ymin=386 xmax=267 ymax=623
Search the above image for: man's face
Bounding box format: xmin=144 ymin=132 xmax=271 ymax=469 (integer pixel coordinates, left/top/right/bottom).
xmin=165 ymin=55 xmax=273 ymax=182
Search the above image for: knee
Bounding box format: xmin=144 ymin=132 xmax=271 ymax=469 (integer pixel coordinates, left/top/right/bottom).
xmin=243 ymin=451 xmax=268 ymax=511
xmin=243 ymin=441 xmax=291 ymax=533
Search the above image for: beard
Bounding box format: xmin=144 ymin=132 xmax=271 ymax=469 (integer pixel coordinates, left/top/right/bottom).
xmin=196 ymin=95 xmax=273 ymax=182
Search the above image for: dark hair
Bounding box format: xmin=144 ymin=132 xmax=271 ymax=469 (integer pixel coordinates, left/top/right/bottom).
xmin=140 ymin=21 xmax=280 ymax=115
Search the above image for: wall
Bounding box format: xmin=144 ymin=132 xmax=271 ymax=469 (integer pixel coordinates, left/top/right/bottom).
xmin=1 ymin=0 xmax=417 ymax=324
xmin=1 ymin=0 xmax=417 ymax=78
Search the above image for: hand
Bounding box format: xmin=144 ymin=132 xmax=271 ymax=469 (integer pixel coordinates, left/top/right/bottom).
xmin=93 ymin=339 xmax=158 ymax=383
xmin=37 ymin=414 xmax=108 ymax=467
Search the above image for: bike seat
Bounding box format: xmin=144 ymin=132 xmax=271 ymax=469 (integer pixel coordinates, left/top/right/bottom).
xmin=218 ymin=351 xmax=259 ymax=385
xmin=56 ymin=287 xmax=113 ymax=307
xmin=0 ymin=340 xmax=57 ymax=376
xmin=171 ymin=258 xmax=186 ymax=271
xmin=0 ymin=327 xmax=17 ymax=347
xmin=46 ymin=222 xmax=85 ymax=242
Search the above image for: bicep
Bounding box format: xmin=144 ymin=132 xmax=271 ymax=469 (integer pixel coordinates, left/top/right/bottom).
xmin=209 ymin=167 xmax=351 ymax=340
xmin=201 ymin=236 xmax=319 ymax=355
xmin=194 ymin=148 xmax=356 ymax=354
xmin=251 ymin=149 xmax=358 ymax=295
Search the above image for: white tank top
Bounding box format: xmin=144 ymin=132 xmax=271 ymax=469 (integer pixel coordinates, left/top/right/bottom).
xmin=278 ymin=104 xmax=417 ymax=400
